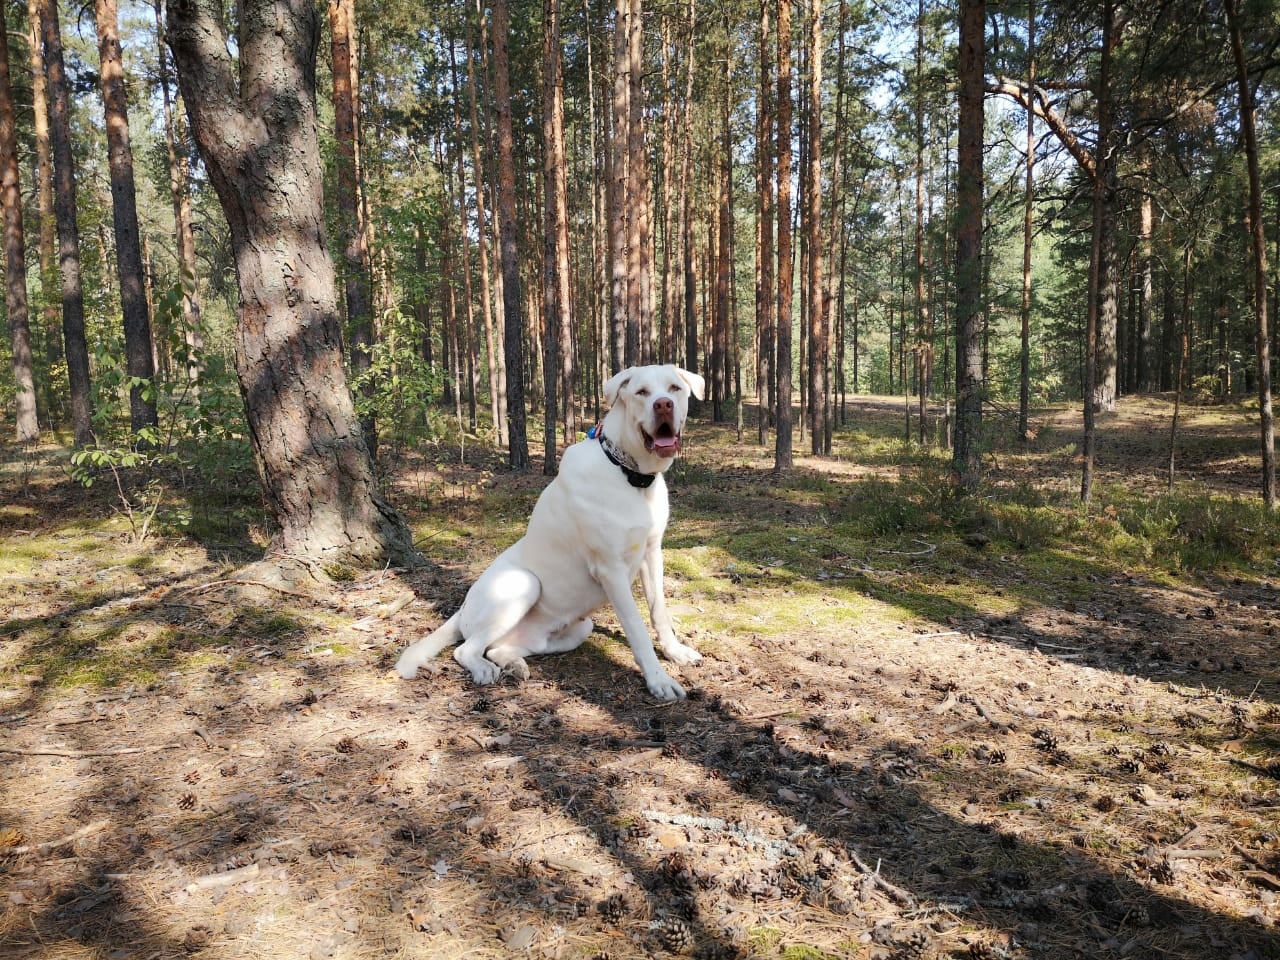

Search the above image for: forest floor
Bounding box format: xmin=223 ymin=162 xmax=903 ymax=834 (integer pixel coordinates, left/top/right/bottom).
xmin=3 ymin=394 xmax=1280 ymax=960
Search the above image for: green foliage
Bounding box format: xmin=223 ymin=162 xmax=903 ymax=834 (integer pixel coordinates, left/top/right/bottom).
xmin=68 ymin=283 xmax=258 ymax=544
xmin=350 ymin=307 xmax=447 ymax=457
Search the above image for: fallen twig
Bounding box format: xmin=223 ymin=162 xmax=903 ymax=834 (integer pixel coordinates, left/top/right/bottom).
xmin=0 ymin=743 xmax=180 ymax=758
xmin=7 ymin=819 xmax=111 ymax=855
xmin=183 ymin=861 xmax=260 ymax=893
xmin=849 ymin=850 xmax=916 ymax=908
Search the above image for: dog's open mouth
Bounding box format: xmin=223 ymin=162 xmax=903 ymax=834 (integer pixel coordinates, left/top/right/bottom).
xmin=643 ymin=423 xmax=682 ymax=457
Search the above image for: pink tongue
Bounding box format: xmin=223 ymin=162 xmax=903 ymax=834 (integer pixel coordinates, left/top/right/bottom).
xmin=653 ymin=435 xmax=679 ymax=453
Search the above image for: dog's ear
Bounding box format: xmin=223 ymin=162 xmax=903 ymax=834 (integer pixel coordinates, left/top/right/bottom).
xmin=603 ymin=368 xmax=634 ymax=405
xmin=675 ymin=368 xmax=705 ymax=401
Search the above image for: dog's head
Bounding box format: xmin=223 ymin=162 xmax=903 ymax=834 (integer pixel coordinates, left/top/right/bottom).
xmin=601 ymin=364 xmax=705 ymax=468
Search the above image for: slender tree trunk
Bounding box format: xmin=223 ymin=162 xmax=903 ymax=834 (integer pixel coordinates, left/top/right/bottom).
xmin=95 ymin=0 xmax=157 ymax=441
xmin=154 ymin=1 xmax=202 ymax=392
xmin=1226 ymin=0 xmax=1276 ymax=507
xmin=542 ymin=0 xmax=572 ymax=472
xmin=1082 ymin=0 xmax=1115 ymax=504
xmin=37 ymin=0 xmax=91 ymax=446
xmin=1093 ymin=2 xmax=1119 ymax=414
xmin=624 ymin=0 xmax=646 ymax=365
xmin=774 ymin=0 xmax=794 ymax=472
xmin=0 ymin=0 xmax=34 ymax=442
xmin=27 ymin=0 xmax=58 ymax=418
xmin=1168 ymin=243 xmax=1192 ymax=489
xmin=680 ymin=0 xmax=698 ymax=393
xmin=1019 ymin=0 xmax=1035 ymax=441
xmin=757 ymin=0 xmax=774 ymax=445
xmin=1136 ymin=165 xmax=1154 ymax=393
xmin=465 ymin=2 xmax=505 ymax=445
xmin=491 ymin=0 xmax=529 ymax=468
xmin=329 ymin=0 xmax=375 ymax=453
xmin=609 ymin=0 xmax=629 ymax=371
xmin=952 ymin=0 xmax=984 ymax=489
xmin=167 ymin=0 xmax=415 ymax=566
xmin=807 ymin=0 xmax=825 ymax=455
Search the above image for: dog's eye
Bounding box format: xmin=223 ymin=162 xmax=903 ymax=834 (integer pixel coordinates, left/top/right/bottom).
xmin=669 ymin=384 xmax=682 ymax=392
xmin=636 ymin=387 xmax=651 ymax=397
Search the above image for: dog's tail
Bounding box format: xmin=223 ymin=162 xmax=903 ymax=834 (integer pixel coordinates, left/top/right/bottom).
xmin=394 ymin=612 xmax=463 ymax=679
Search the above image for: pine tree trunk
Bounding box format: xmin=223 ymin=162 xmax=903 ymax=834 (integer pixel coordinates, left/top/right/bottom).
xmin=774 ymin=0 xmax=794 ymax=472
xmin=807 ymin=0 xmax=825 ymax=455
xmin=37 ymin=0 xmax=91 ymax=447
xmin=952 ymin=0 xmax=984 ymax=490
xmin=913 ymin=0 xmax=929 ymax=447
xmin=542 ymin=0 xmax=570 ymax=474
xmin=1226 ymin=0 xmax=1276 ymax=508
xmin=95 ymin=0 xmax=157 ymax=441
xmin=329 ymin=0 xmax=375 ymax=454
xmin=609 ymin=0 xmax=629 ymax=371
xmin=1019 ymin=0 xmax=1035 ymax=441
xmin=154 ymin=1 xmax=203 ymax=394
xmin=491 ymin=0 xmax=529 ymax=469
xmin=464 ymin=5 xmax=505 ymax=445
xmin=0 ymin=0 xmax=35 ymax=442
xmin=756 ymin=0 xmax=774 ymax=446
xmin=166 ymin=0 xmax=415 ymax=567
xmin=27 ymin=0 xmax=59 ymax=419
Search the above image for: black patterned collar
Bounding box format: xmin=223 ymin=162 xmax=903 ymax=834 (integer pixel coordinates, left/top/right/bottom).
xmin=597 ymin=430 xmax=656 ymax=488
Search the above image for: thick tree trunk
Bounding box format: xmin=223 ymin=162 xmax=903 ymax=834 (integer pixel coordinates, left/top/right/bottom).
xmin=774 ymin=0 xmax=794 ymax=472
xmin=1226 ymin=0 xmax=1276 ymax=508
xmin=952 ymin=0 xmax=984 ymax=490
xmin=490 ymin=0 xmax=529 ymax=469
xmin=329 ymin=0 xmax=375 ymax=453
xmin=37 ymin=0 xmax=91 ymax=447
xmin=95 ymin=0 xmax=158 ymax=441
xmin=166 ymin=0 xmax=415 ymax=567
xmin=0 ymin=0 xmax=35 ymax=442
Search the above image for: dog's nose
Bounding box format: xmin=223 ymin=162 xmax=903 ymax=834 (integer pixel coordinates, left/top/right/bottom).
xmin=653 ymin=397 xmax=674 ymax=418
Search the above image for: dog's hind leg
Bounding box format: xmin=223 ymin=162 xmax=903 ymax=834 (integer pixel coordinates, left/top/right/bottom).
xmin=452 ymin=562 xmax=542 ymax=686
xmin=484 ymin=616 xmax=593 ymax=682
xmin=395 ymin=613 xmax=463 ymax=679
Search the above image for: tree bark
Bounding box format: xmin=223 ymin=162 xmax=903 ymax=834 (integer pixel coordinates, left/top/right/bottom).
xmin=952 ymin=0 xmax=984 ymax=490
xmin=166 ymin=0 xmax=415 ymax=566
xmin=542 ymin=0 xmax=572 ymax=473
xmin=774 ymin=0 xmax=794 ymax=472
xmin=1226 ymin=0 xmax=1276 ymax=508
xmin=756 ymin=0 xmax=774 ymax=445
xmin=0 ymin=0 xmax=34 ymax=442
xmin=807 ymin=0 xmax=825 ymax=455
xmin=329 ymin=0 xmax=375 ymax=453
xmin=153 ymin=1 xmax=202 ymax=391
xmin=37 ymin=0 xmax=91 ymax=447
xmin=464 ymin=3 xmax=505 ymax=445
xmin=609 ymin=0 xmax=629 ymax=371
xmin=1019 ymin=0 xmax=1034 ymax=442
xmin=490 ymin=0 xmax=529 ymax=469
xmin=27 ymin=0 xmax=58 ymax=419
xmin=95 ymin=0 xmax=158 ymax=441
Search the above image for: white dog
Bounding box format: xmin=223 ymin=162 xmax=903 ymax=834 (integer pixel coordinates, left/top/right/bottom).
xmin=395 ymin=364 xmax=705 ymax=700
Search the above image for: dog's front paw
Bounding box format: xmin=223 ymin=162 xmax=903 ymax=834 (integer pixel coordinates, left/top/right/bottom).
xmin=663 ymin=641 xmax=701 ymax=666
xmin=646 ymin=670 xmax=687 ymax=701
xmin=394 ymin=652 xmax=422 ymax=679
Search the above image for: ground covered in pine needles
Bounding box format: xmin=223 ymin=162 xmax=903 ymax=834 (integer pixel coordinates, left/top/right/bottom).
xmin=4 ymin=395 xmax=1280 ymax=960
